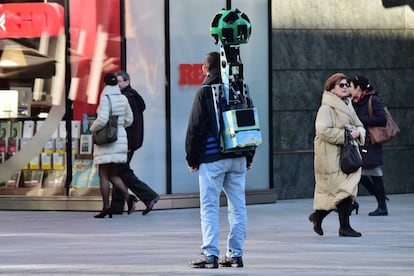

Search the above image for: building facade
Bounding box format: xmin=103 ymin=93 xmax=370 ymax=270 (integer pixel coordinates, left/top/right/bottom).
xmin=271 ymin=0 xmax=414 ymax=199
xmin=0 ymin=0 xmax=413 ymax=210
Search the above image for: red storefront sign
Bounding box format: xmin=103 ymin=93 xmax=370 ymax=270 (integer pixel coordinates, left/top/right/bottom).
xmin=179 ymin=63 xmax=205 ymax=85
xmin=0 ymin=3 xmax=64 ymax=38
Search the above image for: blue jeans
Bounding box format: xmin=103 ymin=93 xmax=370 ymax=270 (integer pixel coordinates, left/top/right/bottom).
xmin=198 ymin=157 xmax=247 ymax=258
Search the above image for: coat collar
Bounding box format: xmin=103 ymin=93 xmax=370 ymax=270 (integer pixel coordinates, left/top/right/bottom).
xmin=321 ymin=91 xmax=350 ymax=114
xmin=203 ymin=68 xmax=221 ymax=85
xmin=102 ymin=84 xmax=121 ymax=95
xmin=353 ymin=91 xmax=375 ymax=103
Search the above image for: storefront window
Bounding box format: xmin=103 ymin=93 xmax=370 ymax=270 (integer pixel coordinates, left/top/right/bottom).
xmin=68 ymin=0 xmax=122 ymax=195
xmin=0 ymin=0 xmax=122 ymax=199
xmin=0 ymin=1 xmax=66 ymax=194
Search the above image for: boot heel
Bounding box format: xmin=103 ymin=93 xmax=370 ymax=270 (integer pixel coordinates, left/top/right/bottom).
xmin=349 ymin=202 xmax=359 ymax=215
xmin=127 ymin=195 xmax=138 ymax=215
xmin=94 ymin=208 xmax=112 ymax=218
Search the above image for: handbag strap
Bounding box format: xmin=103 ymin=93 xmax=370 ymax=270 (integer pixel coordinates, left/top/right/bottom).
xmin=368 ymin=96 xmax=373 ymax=117
xmin=106 ymin=95 xmax=113 ymax=115
xmin=344 ymin=129 xmax=351 ymax=144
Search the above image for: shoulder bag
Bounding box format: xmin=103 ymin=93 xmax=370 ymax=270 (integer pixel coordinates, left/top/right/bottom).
xmin=340 ymin=129 xmax=362 ymax=174
xmin=93 ymin=95 xmax=118 ymax=145
xmin=368 ymin=96 xmax=400 ymax=144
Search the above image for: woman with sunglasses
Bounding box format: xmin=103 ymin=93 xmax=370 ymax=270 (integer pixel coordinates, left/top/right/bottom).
xmin=348 ymin=76 xmax=388 ymax=216
xmin=309 ymin=73 xmax=366 ymax=237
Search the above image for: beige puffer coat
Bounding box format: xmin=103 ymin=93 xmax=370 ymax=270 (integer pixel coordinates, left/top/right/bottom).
xmin=90 ymin=85 xmax=133 ymax=165
xmin=313 ymin=91 xmax=366 ymax=210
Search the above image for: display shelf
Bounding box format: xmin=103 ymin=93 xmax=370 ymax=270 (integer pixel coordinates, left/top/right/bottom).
xmin=0 ymin=186 xmax=66 ymax=196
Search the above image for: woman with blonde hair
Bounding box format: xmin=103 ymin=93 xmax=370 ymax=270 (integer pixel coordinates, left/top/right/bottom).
xmin=309 ymin=73 xmax=366 ymax=237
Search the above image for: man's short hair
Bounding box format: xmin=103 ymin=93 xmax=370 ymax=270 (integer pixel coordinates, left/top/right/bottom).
xmin=204 ymin=51 xmax=220 ymax=73
xmin=116 ymin=71 xmax=130 ymax=82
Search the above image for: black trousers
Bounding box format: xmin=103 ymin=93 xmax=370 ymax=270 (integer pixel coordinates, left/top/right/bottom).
xmin=111 ymin=150 xmax=159 ymax=211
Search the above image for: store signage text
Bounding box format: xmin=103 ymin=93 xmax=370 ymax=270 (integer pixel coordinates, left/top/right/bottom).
xmin=0 ymin=13 xmax=5 ymax=32
xmin=179 ymin=63 xmax=204 ymax=85
xmin=0 ymin=3 xmax=64 ymax=39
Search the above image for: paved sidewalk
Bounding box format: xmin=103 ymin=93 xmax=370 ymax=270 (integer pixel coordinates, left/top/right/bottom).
xmin=0 ymin=193 xmax=413 ymax=275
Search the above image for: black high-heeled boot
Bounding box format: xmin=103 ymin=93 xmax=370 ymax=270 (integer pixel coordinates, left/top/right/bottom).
xmin=94 ymin=208 xmax=112 ymax=218
xmin=308 ymin=210 xmax=331 ymax=236
xmin=337 ymin=197 xmax=361 ymax=237
xmin=369 ymin=203 xmax=388 ymax=216
xmin=127 ymin=195 xmax=138 ymax=215
xmin=368 ymin=176 xmax=388 ymax=216
xmin=349 ymin=201 xmax=359 ymax=215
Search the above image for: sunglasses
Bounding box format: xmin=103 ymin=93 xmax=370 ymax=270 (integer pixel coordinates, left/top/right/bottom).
xmin=338 ymin=82 xmax=350 ymax=88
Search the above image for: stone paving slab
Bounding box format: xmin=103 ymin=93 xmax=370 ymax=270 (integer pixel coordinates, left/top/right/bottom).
xmin=0 ymin=193 xmax=413 ymax=275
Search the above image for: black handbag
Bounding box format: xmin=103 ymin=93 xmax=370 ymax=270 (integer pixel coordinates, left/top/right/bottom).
xmin=340 ymin=129 xmax=362 ymax=174
xmin=93 ymin=95 xmax=118 ymax=145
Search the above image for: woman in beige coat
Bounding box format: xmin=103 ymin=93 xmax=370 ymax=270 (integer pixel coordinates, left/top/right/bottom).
xmin=309 ymin=73 xmax=366 ymax=237
xmin=90 ymin=73 xmax=137 ymax=218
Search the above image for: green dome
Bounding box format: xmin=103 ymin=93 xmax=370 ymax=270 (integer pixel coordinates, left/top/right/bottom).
xmin=210 ymin=8 xmax=251 ymax=45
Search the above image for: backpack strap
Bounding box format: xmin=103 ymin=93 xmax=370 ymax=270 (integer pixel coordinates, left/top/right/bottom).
xmin=106 ymin=95 xmax=113 ymax=116
xmin=204 ymin=84 xmax=223 ymax=137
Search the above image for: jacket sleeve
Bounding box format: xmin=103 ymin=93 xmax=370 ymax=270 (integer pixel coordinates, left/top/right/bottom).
xmin=348 ymin=102 xmax=366 ymax=146
xmin=124 ymin=96 xmax=134 ymax=128
xmin=315 ymin=105 xmax=344 ymax=145
xmin=185 ymin=89 xmax=206 ymax=168
xmin=90 ymin=95 xmax=109 ymax=132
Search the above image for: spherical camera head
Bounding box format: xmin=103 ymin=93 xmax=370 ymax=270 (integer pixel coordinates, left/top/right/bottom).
xmin=210 ymin=8 xmax=251 ymax=46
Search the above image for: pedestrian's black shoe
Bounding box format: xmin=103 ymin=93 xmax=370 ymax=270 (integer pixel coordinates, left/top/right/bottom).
xmin=349 ymin=201 xmax=359 ymax=215
xmin=368 ymin=204 xmax=388 ymax=216
xmin=143 ymin=195 xmax=160 ymax=216
xmin=188 ymin=254 xmax=218 ymax=269
xmin=308 ymin=212 xmax=323 ymax=236
xmin=339 ymin=226 xmax=362 ymax=237
xmin=219 ymin=255 xmax=244 ymax=267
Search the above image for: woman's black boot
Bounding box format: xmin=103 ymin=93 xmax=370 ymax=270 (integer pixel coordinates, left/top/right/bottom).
xmin=360 ymin=175 xmax=375 ymax=195
xmin=94 ymin=208 xmax=112 ymax=218
xmin=337 ymin=197 xmax=361 ymax=237
xmin=369 ymin=203 xmax=388 ymax=216
xmin=369 ymin=176 xmax=388 ymax=216
xmin=127 ymin=195 xmax=138 ymax=215
xmin=308 ymin=210 xmax=331 ymax=236
xmin=349 ymin=201 xmax=359 ymax=215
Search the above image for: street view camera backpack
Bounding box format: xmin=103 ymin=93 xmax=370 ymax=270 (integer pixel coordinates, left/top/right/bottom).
xmin=210 ymin=8 xmax=262 ymax=152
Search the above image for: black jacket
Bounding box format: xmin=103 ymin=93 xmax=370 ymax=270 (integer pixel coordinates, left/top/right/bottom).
xmin=352 ymin=92 xmax=387 ymax=168
xmin=185 ymin=68 xmax=254 ymax=168
xmin=121 ymin=85 xmax=146 ymax=151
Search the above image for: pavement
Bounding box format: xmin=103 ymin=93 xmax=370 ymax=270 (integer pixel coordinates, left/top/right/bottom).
xmin=0 ymin=193 xmax=413 ymax=276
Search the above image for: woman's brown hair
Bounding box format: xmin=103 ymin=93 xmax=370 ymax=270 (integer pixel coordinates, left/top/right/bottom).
xmin=324 ymin=73 xmax=347 ymax=91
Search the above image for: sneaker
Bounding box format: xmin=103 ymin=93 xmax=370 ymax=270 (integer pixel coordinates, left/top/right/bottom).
xmin=188 ymin=254 xmax=218 ymax=269
xmin=219 ymin=255 xmax=244 ymax=267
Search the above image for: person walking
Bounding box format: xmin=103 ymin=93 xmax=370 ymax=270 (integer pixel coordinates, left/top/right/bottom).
xmin=90 ymin=73 xmax=138 ymax=218
xmin=349 ymin=75 xmax=389 ymax=216
xmin=309 ymin=73 xmax=366 ymax=237
xmin=186 ymin=51 xmax=255 ymax=269
xmin=110 ymin=71 xmax=160 ymax=215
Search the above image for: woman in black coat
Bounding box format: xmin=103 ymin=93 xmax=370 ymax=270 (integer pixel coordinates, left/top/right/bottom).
xmin=349 ymin=76 xmax=389 ymax=216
